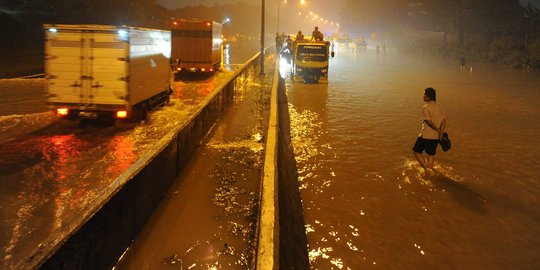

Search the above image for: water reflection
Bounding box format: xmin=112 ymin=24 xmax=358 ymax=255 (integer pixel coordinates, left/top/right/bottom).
xmin=224 ymin=43 xmax=231 ymax=70
xmin=107 ymin=135 xmax=137 ymax=176
xmin=400 ymin=160 xmax=487 ymax=214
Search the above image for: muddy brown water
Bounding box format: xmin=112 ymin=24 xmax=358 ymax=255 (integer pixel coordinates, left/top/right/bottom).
xmin=283 ymin=49 xmax=540 ymax=269
xmin=114 ymin=61 xmax=274 ymax=269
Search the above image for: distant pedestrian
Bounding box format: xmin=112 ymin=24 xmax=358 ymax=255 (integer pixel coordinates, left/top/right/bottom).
xmin=413 ymin=87 xmax=446 ymax=174
xmin=311 ymin=26 xmax=324 ymax=41
xmin=295 ymin=30 xmax=305 ymax=41
xmin=376 ymin=45 xmax=380 ymax=54
xmin=460 ymin=54 xmax=466 ymax=71
xmin=383 ymin=44 xmax=386 ymax=55
xmin=285 ymin=35 xmax=293 ymax=48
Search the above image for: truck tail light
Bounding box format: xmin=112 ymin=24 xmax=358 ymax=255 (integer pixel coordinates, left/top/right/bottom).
xmin=201 ymin=68 xmax=206 ymax=72
xmin=57 ymin=108 xmax=69 ymax=116
xmin=116 ymin=111 xmax=128 ymax=118
xmin=176 ymin=67 xmax=182 ymax=71
xmin=209 ymin=68 xmax=214 ymax=72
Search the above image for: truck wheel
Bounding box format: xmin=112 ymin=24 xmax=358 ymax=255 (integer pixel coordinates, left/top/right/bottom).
xmin=140 ymin=103 xmax=149 ymax=122
xmin=165 ymin=90 xmax=171 ymax=105
xmin=79 ymin=119 xmax=88 ymax=128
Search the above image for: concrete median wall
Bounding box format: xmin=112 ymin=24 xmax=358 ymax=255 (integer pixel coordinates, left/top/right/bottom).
xmin=256 ymin=63 xmax=310 ymax=269
xmin=38 ymin=54 xmax=264 ymax=270
xmin=276 ymin=76 xmax=310 ymax=269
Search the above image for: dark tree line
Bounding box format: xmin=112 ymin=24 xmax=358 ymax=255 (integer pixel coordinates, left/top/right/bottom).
xmin=0 ymin=0 xmax=264 ymax=49
xmin=0 ymin=0 xmax=169 ymax=49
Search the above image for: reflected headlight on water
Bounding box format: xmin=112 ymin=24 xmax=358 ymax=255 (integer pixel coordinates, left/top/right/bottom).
xmin=279 ymin=58 xmax=292 ymax=76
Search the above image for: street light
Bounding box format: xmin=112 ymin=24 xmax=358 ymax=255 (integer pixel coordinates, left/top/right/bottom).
xmin=260 ymin=0 xmax=265 ymax=75
xmin=278 ymin=0 xmax=306 ymax=34
xmin=263 ymin=0 xmax=307 ymax=75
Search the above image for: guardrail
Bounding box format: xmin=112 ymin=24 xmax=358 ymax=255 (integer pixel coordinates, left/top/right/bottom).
xmin=30 ymin=48 xmax=274 ymax=270
xmin=7 ymin=73 xmax=46 ymax=79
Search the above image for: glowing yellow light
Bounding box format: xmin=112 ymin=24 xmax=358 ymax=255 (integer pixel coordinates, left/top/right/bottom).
xmin=116 ymin=111 xmax=128 ymax=118
xmin=57 ymin=108 xmax=68 ymax=116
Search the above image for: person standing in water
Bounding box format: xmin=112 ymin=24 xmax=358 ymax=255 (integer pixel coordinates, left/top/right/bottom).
xmin=413 ymin=87 xmax=446 ymax=173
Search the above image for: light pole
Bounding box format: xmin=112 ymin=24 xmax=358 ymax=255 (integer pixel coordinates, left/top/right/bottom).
xmin=260 ymin=0 xmax=265 ymax=75
xmin=277 ymin=1 xmax=280 ymax=33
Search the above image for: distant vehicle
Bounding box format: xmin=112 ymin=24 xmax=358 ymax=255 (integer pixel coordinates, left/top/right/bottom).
xmin=43 ymin=24 xmax=172 ymax=124
xmin=332 ymin=36 xmax=352 ymax=49
xmin=292 ymin=41 xmax=331 ymax=83
xmin=224 ymin=35 xmax=237 ymax=44
xmin=354 ymin=38 xmax=367 ymax=50
xmin=170 ymin=20 xmax=222 ymax=74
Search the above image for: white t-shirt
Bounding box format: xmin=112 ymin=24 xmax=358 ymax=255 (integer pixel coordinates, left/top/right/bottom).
xmin=420 ymin=101 xmax=445 ymax=140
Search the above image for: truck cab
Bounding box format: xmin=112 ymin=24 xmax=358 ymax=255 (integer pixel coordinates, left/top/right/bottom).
xmin=292 ymin=41 xmax=331 ymax=83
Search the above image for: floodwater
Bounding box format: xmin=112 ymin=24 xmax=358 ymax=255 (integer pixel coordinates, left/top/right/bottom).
xmin=114 ymin=59 xmax=274 ymax=269
xmin=0 ymin=41 xmax=261 ymax=269
xmin=283 ymin=48 xmax=540 ymax=269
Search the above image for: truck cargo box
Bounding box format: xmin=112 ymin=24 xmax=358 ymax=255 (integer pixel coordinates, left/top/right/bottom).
xmin=170 ymin=20 xmax=222 ymax=73
xmin=44 ymin=24 xmax=172 ymax=122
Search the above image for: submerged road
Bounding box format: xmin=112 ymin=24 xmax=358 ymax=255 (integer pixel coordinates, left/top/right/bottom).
xmin=1 ymin=40 xmax=539 ymax=269
xmin=283 ymin=47 xmax=540 ymax=269
xmin=0 ymin=41 xmax=262 ymax=269
xmin=115 ymin=57 xmax=275 ymax=270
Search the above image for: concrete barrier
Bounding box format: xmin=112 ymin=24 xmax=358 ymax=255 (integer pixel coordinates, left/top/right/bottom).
xmin=256 ymin=62 xmax=310 ymax=269
xmin=33 ymin=50 xmax=271 ymax=270
xmin=256 ymin=61 xmax=280 ymax=270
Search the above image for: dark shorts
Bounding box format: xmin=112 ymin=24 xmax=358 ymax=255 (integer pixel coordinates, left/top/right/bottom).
xmin=413 ymin=137 xmax=439 ymax=156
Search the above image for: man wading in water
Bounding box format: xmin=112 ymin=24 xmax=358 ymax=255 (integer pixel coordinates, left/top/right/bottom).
xmin=413 ymin=87 xmax=446 ymax=174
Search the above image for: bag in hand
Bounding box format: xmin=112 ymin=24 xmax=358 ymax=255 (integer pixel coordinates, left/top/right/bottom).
xmin=439 ymin=132 xmax=451 ymax=152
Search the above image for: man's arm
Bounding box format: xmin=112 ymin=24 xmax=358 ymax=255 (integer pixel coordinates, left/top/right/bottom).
xmin=424 ymin=118 xmax=446 ymax=139
xmin=424 ymin=119 xmax=438 ymax=131
xmin=438 ymin=119 xmax=446 ymax=140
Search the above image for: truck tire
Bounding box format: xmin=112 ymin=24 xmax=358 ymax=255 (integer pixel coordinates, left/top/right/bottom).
xmin=79 ymin=119 xmax=88 ymax=128
xmin=139 ymin=103 xmax=149 ymax=122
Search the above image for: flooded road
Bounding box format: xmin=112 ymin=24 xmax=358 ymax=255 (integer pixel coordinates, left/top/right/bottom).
xmin=284 ymin=49 xmax=540 ymax=269
xmin=114 ymin=59 xmax=274 ymax=270
xmin=0 ymin=41 xmax=261 ymax=269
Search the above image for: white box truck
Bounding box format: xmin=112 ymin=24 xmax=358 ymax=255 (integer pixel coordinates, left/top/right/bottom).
xmin=170 ymin=20 xmax=222 ymax=74
xmin=44 ymin=24 xmax=172 ymax=123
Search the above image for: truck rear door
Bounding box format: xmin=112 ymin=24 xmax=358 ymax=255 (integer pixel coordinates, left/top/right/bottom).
xmin=46 ymin=28 xmax=127 ymax=107
xmin=90 ymin=31 xmax=128 ymax=106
